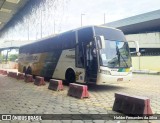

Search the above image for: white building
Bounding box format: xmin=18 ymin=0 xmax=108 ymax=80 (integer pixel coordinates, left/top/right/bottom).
xmin=104 ymin=9 xmax=160 ymax=72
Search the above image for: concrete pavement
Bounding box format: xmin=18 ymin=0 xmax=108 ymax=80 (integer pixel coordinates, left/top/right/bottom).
xmin=0 ymin=73 xmax=160 ymax=123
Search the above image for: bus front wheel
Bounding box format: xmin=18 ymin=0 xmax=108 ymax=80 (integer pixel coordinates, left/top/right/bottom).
xmin=65 ymin=69 xmax=75 ymax=83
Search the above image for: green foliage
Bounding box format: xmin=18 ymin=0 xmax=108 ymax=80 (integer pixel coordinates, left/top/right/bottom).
xmin=0 ymin=54 xmax=2 ymax=63
xmin=8 ymin=54 xmax=18 ymax=61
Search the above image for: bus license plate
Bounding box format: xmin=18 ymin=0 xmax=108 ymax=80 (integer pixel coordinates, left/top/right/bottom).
xmin=117 ymin=78 xmax=123 ymax=82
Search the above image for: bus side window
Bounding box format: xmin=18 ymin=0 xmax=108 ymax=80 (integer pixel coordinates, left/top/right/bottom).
xmin=76 ymin=44 xmax=84 ymax=68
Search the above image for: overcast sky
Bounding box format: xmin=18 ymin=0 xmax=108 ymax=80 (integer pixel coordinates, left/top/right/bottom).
xmin=0 ymin=0 xmax=160 ymax=42
xmin=59 ymin=0 xmax=160 ymax=31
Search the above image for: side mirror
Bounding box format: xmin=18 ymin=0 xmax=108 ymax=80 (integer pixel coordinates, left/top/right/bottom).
xmin=94 ymin=36 xmax=105 ymax=49
xmin=134 ymin=41 xmax=139 ymax=53
xmin=137 ymin=52 xmax=141 ymax=56
xmin=128 ymin=40 xmax=141 ymax=56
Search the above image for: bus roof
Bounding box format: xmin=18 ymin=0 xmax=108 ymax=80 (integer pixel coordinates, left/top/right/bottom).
xmin=19 ymin=26 xmax=125 ymax=54
xmin=21 ymin=25 xmax=122 ymax=47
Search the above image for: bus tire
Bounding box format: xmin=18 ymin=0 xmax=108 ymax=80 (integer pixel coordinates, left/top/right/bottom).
xmin=65 ymin=69 xmax=75 ymax=83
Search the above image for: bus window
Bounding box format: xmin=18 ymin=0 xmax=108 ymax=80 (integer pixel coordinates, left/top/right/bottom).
xmin=76 ymin=43 xmax=84 ymax=68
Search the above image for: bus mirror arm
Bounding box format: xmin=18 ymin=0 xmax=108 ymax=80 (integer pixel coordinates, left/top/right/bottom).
xmin=94 ymin=36 xmax=105 ymax=49
xmin=128 ymin=40 xmax=141 ymax=56
xmin=82 ymin=42 xmax=86 ymax=68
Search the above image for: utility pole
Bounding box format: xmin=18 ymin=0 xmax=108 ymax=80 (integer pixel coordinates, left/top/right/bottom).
xmin=54 ymin=20 xmax=55 ymax=35
xmin=28 ymin=19 xmax=29 ymax=40
xmin=40 ymin=10 xmax=42 ymax=38
xmin=81 ymin=13 xmax=85 ymax=27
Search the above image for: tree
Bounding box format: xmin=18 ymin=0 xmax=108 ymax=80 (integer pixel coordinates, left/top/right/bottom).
xmin=0 ymin=54 xmax=2 ymax=63
xmin=8 ymin=54 xmax=18 ymax=61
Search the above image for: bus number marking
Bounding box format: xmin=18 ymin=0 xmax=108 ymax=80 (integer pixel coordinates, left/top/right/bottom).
xmin=117 ymin=78 xmax=123 ymax=82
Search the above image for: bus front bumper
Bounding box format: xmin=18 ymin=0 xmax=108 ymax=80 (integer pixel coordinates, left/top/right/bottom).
xmin=96 ymin=72 xmax=132 ymax=85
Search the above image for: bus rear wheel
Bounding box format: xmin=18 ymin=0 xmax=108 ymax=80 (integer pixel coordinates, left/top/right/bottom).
xmin=65 ymin=69 xmax=75 ymax=83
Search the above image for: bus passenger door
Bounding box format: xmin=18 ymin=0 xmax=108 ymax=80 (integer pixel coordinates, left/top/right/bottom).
xmin=86 ymin=42 xmax=98 ymax=83
xmin=75 ymin=42 xmax=98 ymax=83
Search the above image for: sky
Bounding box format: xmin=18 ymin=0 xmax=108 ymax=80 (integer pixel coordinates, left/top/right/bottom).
xmin=0 ymin=0 xmax=160 ymax=44
xmin=61 ymin=0 xmax=160 ymax=30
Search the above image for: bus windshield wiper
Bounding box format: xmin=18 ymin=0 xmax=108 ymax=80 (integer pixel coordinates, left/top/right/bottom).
xmin=116 ymin=46 xmax=128 ymax=68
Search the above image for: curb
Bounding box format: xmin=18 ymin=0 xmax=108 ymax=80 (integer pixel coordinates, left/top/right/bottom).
xmin=133 ymin=71 xmax=160 ymax=75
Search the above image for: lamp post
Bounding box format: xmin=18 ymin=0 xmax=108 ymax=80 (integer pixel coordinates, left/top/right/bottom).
xmin=40 ymin=9 xmax=45 ymax=38
xmin=28 ymin=19 xmax=29 ymax=40
xmin=54 ymin=20 xmax=55 ymax=35
xmin=40 ymin=10 xmax=42 ymax=38
xmin=104 ymin=13 xmax=106 ymax=24
xmin=81 ymin=13 xmax=85 ymax=27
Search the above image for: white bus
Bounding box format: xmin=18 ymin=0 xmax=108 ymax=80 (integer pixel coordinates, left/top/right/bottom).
xmin=18 ymin=26 xmax=139 ymax=85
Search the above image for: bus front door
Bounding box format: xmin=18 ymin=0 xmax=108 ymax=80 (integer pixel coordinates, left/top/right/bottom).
xmin=86 ymin=43 xmax=98 ymax=83
xmin=76 ymin=42 xmax=98 ymax=83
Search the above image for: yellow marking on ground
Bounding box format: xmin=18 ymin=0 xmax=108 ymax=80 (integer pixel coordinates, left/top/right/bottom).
xmin=77 ymin=99 xmax=113 ymax=111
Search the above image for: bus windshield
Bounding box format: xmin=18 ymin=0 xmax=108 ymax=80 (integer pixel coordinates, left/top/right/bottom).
xmin=99 ymin=40 xmax=131 ymax=68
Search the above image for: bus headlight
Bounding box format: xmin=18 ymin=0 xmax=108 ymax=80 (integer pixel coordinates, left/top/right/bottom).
xmin=100 ymin=70 xmax=111 ymax=75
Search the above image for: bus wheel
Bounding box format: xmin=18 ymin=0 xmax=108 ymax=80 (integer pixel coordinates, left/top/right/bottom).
xmin=65 ymin=69 xmax=75 ymax=83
